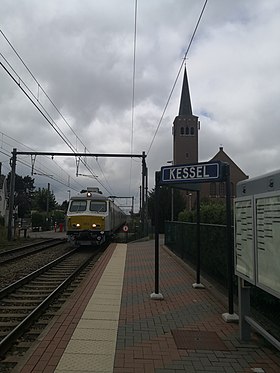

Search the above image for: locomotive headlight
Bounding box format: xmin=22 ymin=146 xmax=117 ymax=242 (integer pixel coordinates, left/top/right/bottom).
xmin=72 ymin=223 xmax=80 ymax=228
xmin=92 ymin=223 xmax=97 ymax=228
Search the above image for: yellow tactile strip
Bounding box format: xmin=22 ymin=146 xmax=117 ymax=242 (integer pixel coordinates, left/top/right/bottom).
xmin=55 ymin=243 xmax=127 ymax=373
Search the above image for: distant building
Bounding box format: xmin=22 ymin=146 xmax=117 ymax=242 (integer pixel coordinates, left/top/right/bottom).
xmin=0 ymin=162 xmax=8 ymax=225
xmin=172 ymin=66 xmax=248 ymax=206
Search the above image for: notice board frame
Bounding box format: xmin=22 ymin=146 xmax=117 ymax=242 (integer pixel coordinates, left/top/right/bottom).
xmin=234 ymin=195 xmax=255 ymax=284
xmin=235 ymin=190 xmax=280 ymax=300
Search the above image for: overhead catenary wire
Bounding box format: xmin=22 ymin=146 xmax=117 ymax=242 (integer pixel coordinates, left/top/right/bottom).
xmin=0 ymin=28 xmax=94 ymax=153
xmin=146 ymin=0 xmax=208 ymax=155
xmin=0 ymin=131 xmax=85 ymax=193
xmin=0 ymin=55 xmax=114 ymax=195
xmin=0 ymin=147 xmax=81 ymax=193
xmin=0 ymin=29 xmax=116 ymax=195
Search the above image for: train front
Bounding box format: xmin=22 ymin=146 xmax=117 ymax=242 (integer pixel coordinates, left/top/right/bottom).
xmin=66 ymin=191 xmax=108 ymax=246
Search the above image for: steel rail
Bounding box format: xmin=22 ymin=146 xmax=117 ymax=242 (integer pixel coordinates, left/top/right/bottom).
xmin=0 ymin=239 xmax=65 ymax=265
xmin=0 ymin=249 xmax=76 ymax=299
xmin=0 ymin=248 xmax=100 ymax=357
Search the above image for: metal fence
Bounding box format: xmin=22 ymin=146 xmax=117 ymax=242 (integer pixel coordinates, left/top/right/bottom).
xmin=164 ymin=221 xmax=234 ymax=286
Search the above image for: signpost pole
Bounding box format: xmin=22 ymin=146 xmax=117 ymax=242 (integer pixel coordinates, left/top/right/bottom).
xmin=196 ymin=190 xmax=201 ymax=284
xmin=222 ymin=163 xmax=238 ymax=322
xmin=150 ymin=171 xmax=163 ymax=300
xmin=159 ymin=161 xmax=238 ymax=320
xmin=192 ymin=190 xmax=204 ymax=289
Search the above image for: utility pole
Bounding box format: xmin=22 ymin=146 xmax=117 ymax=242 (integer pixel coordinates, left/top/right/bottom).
xmin=8 ymin=148 xmax=17 ymax=241
xmin=46 ymin=182 xmax=50 ymax=215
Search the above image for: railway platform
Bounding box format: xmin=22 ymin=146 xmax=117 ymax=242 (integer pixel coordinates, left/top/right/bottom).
xmin=14 ymin=238 xmax=280 ymax=373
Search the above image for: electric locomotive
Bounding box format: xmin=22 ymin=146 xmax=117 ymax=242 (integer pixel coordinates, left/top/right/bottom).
xmin=66 ymin=187 xmax=126 ymax=246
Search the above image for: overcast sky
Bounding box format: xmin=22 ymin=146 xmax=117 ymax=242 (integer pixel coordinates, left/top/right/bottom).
xmin=1 ymin=0 xmax=280 ymax=211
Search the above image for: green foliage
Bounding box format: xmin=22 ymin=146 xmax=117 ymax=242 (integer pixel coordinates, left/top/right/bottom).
xmin=32 ymin=187 xmax=57 ymax=212
xmin=7 ymin=173 xmax=35 ymax=218
xmin=58 ymin=200 xmax=69 ymax=213
xmin=178 ymin=199 xmax=227 ymax=225
xmin=31 ymin=209 xmax=65 ymax=231
xmin=178 ymin=209 xmax=195 ymax=223
xmin=31 ymin=211 xmax=46 ymax=228
xmin=52 ymin=210 xmax=65 ymax=224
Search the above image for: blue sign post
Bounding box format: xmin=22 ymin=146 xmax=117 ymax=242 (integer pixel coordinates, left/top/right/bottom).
xmin=151 ymin=161 xmax=236 ymax=321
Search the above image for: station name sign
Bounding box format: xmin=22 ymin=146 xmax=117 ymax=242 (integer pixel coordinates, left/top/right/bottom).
xmin=161 ymin=162 xmax=223 ymax=184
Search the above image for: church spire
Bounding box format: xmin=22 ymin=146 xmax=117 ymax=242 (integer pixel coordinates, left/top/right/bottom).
xmin=178 ymin=66 xmax=192 ymax=116
xmin=173 ymin=65 xmax=198 ymax=165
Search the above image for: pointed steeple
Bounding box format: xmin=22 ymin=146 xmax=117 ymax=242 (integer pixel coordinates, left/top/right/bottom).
xmin=178 ymin=66 xmax=192 ymax=116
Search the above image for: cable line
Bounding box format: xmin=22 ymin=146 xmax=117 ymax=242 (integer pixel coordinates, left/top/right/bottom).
xmin=146 ymin=0 xmax=208 ymax=155
xmin=0 ymin=30 xmax=115 ymax=195
xmin=0 ymin=56 xmax=114 ymax=194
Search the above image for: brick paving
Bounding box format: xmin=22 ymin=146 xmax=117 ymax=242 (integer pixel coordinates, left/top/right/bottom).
xmin=114 ymin=239 xmax=280 ymax=373
xmin=15 ymin=243 xmax=117 ymax=373
xmin=15 ymin=239 xmax=280 ymax=372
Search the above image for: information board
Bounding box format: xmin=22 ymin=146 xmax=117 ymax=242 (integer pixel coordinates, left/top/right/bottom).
xmin=256 ymin=193 xmax=280 ymax=297
xmin=234 ymin=197 xmax=255 ymax=282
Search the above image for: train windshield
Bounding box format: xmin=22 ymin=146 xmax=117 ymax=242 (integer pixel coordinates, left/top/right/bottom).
xmin=90 ymin=200 xmax=107 ymax=212
xmin=69 ymin=200 xmax=87 ymax=212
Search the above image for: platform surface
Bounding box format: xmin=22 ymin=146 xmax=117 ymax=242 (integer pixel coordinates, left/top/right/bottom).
xmin=16 ymin=239 xmax=280 ymax=372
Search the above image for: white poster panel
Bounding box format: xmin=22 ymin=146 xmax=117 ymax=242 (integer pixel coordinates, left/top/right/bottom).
xmin=256 ymin=193 xmax=280 ymax=297
xmin=234 ymin=197 xmax=255 ymax=283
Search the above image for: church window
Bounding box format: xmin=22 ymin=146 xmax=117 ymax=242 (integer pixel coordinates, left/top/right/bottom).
xmin=190 ymin=127 xmax=194 ymax=135
xmin=186 ymin=126 xmax=189 ymax=135
xmin=180 ymin=127 xmax=184 ymax=135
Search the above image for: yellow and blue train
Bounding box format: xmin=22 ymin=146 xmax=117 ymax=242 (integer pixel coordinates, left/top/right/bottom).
xmin=66 ymin=188 xmax=126 ymax=246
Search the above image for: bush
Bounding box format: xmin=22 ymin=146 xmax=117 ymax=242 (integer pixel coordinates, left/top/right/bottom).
xmin=178 ymin=200 xmax=229 ymax=225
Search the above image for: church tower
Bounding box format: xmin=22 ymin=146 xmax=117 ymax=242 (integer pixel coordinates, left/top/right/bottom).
xmin=173 ymin=66 xmax=199 ymax=165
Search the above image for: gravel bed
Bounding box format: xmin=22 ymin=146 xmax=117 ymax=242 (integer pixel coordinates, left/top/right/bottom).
xmin=0 ymin=238 xmax=48 ymax=253
xmin=0 ymin=242 xmax=73 ymax=290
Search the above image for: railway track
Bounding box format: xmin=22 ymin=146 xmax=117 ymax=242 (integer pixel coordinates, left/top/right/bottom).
xmin=0 ymin=245 xmax=104 ymax=360
xmin=0 ymin=239 xmax=65 ymax=265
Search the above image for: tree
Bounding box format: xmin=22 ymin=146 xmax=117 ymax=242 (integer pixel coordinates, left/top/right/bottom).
xmin=7 ymin=173 xmax=35 ymax=218
xmin=147 ymin=186 xmax=186 ymax=232
xmin=32 ymin=187 xmax=57 ymax=212
xmin=58 ymin=200 xmax=69 ymax=213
